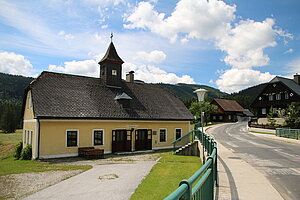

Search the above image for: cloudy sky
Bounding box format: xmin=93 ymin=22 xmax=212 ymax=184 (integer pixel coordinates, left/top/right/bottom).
xmin=0 ymin=0 xmax=299 ymax=93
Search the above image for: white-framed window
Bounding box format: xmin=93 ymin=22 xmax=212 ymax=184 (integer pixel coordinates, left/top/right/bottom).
xmin=29 ymin=130 xmax=33 ymax=145
xmin=276 ymin=93 xmax=281 ymax=100
xmin=213 ymin=116 xmax=216 ymax=120
xmin=285 ymin=92 xmax=289 ymax=99
xmin=175 ymin=128 xmax=182 ymax=140
xmin=269 ymin=95 xmax=274 ymax=101
xmin=159 ymin=128 xmax=167 ymax=142
xmin=262 ymin=108 xmax=266 ymax=115
xmin=24 ymin=130 xmax=27 ymax=145
xmin=112 ymin=69 xmax=117 ymax=76
xmin=66 ymin=130 xmax=79 ymax=147
xmin=219 ymin=116 xmax=223 ymax=120
xmin=93 ymin=129 xmax=104 ymax=146
xmin=228 ymin=115 xmax=231 ymax=120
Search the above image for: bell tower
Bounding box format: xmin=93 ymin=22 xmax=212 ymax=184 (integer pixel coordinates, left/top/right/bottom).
xmin=98 ymin=38 xmax=124 ymax=88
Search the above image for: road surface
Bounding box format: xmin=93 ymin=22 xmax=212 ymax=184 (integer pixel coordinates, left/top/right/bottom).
xmin=208 ymin=122 xmax=300 ymax=200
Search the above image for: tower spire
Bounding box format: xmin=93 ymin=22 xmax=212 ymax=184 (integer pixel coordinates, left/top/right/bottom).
xmin=110 ymin=32 xmax=113 ymax=42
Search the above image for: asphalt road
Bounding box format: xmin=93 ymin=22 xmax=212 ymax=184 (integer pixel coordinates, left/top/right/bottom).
xmin=208 ymin=122 xmax=300 ymax=200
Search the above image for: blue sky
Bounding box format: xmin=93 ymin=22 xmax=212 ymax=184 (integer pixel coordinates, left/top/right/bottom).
xmin=0 ymin=0 xmax=299 ymax=93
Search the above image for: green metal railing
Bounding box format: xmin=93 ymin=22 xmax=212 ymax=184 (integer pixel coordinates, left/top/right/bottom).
xmin=172 ymin=130 xmax=198 ymax=151
xmin=276 ymin=128 xmax=300 ymax=140
xmin=166 ymin=130 xmax=218 ymax=200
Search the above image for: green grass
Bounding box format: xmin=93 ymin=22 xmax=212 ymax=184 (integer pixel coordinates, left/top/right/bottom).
xmin=0 ymin=129 xmax=92 ymax=176
xmin=0 ymin=154 xmax=92 ymax=176
xmin=250 ymin=131 xmax=275 ymax=135
xmin=0 ymin=129 xmax=22 ymax=144
xmin=130 ymin=151 xmax=202 ymax=200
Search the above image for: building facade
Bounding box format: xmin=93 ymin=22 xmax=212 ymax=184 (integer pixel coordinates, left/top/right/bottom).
xmin=22 ymin=42 xmax=194 ymax=159
xmin=210 ymin=98 xmax=245 ymax=122
xmin=251 ymin=75 xmax=300 ymax=118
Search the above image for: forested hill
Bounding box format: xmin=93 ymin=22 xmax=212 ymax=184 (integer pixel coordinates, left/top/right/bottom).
xmin=156 ymin=83 xmax=228 ymax=101
xmin=0 ymin=72 xmax=34 ymax=100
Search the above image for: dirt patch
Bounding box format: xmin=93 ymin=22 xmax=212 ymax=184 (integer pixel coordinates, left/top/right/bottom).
xmin=99 ymin=173 xmax=119 ymax=180
xmin=0 ymin=170 xmax=84 ymax=199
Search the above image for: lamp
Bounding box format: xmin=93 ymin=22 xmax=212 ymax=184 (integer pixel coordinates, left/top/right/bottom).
xmin=194 ymin=88 xmax=207 ymax=164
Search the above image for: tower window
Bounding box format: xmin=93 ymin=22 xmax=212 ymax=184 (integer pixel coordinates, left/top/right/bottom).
xmin=112 ymin=70 xmax=117 ymax=76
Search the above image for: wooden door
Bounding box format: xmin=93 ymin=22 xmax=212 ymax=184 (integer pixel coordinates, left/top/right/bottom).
xmin=112 ymin=129 xmax=132 ymax=153
xmin=135 ymin=129 xmax=152 ymax=151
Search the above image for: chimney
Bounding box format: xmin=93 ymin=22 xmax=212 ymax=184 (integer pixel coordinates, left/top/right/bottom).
xmin=294 ymin=73 xmax=300 ymax=85
xmin=126 ymin=71 xmax=134 ymax=83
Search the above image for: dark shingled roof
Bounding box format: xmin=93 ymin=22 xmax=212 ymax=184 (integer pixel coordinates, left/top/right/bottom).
xmin=29 ymin=71 xmax=194 ymax=121
xmin=98 ymin=42 xmax=124 ymax=64
xmin=213 ymin=98 xmax=244 ymax=112
xmin=270 ymin=76 xmax=300 ymax=96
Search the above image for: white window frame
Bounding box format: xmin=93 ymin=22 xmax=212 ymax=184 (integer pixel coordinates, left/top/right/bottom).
xmin=24 ymin=129 xmax=27 ymax=145
xmin=175 ymin=128 xmax=182 ymax=140
xmin=29 ymin=130 xmax=32 ymax=145
xmin=92 ymin=129 xmax=105 ymax=146
xmin=285 ymin=92 xmax=289 ymax=99
xmin=159 ymin=128 xmax=167 ymax=142
xmin=228 ymin=115 xmax=231 ymax=120
xmin=66 ymin=129 xmax=79 ymax=147
xmin=269 ymin=95 xmax=274 ymax=101
xmin=262 ymin=108 xmax=266 ymax=115
xmin=112 ymin=69 xmax=117 ymax=76
xmin=276 ymin=93 xmax=281 ymax=100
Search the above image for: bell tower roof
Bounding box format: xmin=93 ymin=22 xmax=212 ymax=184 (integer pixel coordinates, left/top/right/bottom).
xmin=98 ymin=42 xmax=124 ymax=64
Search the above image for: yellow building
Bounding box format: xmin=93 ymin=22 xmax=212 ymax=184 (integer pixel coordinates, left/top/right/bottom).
xmin=22 ymin=42 xmax=194 ymax=159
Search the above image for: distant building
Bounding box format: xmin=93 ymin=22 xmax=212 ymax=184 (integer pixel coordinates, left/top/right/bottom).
xmin=210 ymin=98 xmax=246 ymax=122
xmin=250 ymin=74 xmax=300 ymax=118
xmin=22 ymin=41 xmax=194 ymax=159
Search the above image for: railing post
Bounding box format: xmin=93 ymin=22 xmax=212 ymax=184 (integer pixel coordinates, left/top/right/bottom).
xmin=179 ymin=179 xmax=192 ymax=200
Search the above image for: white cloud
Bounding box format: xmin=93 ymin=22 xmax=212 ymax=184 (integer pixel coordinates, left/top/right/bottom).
xmin=284 ymin=48 xmax=293 ymax=54
xmin=101 ymin=24 xmax=108 ymax=29
xmin=0 ymin=51 xmax=36 ymax=77
xmin=58 ymin=30 xmax=75 ymax=40
xmin=49 ymin=59 xmax=99 ymax=77
xmin=216 ymin=69 xmax=274 ymax=93
xmin=135 ymin=50 xmax=166 ymax=63
xmin=216 ymin=18 xmax=278 ymax=69
xmin=124 ymin=0 xmax=236 ymax=42
xmin=123 ymin=63 xmax=195 ymax=84
xmin=287 ymin=57 xmax=300 ymax=74
xmin=49 ymin=58 xmax=195 ymax=84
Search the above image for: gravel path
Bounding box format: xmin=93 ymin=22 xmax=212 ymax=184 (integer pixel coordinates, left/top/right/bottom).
xmin=23 ymin=153 xmax=159 ymax=200
xmin=0 ymin=170 xmax=83 ymax=199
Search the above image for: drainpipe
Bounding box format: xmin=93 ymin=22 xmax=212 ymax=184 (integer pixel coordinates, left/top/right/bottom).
xmin=33 ymin=118 xmax=40 ymax=159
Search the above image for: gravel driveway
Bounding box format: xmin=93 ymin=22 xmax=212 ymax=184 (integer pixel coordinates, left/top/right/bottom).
xmin=23 ymin=153 xmax=159 ymax=200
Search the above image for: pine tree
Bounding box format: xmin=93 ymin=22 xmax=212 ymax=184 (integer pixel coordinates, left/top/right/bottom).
xmin=0 ymin=101 xmax=18 ymax=133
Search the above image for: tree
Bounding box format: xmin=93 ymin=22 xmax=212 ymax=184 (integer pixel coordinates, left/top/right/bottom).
xmin=284 ymin=102 xmax=300 ymax=128
xmin=0 ymin=101 xmax=18 ymax=133
xmin=189 ymin=101 xmax=218 ymax=125
xmin=267 ymin=106 xmax=276 ymax=126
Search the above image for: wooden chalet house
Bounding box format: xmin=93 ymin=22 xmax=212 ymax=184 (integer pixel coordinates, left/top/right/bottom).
xmin=210 ymin=98 xmax=245 ymax=122
xmin=250 ymin=74 xmax=300 ymax=119
xmin=22 ymin=42 xmax=194 ymax=159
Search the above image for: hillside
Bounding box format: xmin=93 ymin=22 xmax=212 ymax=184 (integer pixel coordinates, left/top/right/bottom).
xmin=156 ymin=83 xmax=228 ymax=101
xmin=0 ymin=72 xmax=34 ymax=100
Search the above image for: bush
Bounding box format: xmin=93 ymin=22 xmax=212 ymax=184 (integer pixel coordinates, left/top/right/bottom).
xmin=14 ymin=141 xmax=23 ymax=160
xmin=20 ymin=144 xmax=32 ymax=160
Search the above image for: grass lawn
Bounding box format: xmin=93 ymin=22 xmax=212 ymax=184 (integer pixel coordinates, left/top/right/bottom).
xmin=130 ymin=151 xmax=202 ymax=200
xmin=250 ymin=131 xmax=275 ymax=135
xmin=0 ymin=129 xmax=92 ymax=176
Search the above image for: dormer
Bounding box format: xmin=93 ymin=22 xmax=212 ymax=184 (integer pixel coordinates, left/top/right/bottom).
xmin=99 ymin=42 xmax=124 ymax=88
xmin=114 ymin=92 xmax=132 ymax=109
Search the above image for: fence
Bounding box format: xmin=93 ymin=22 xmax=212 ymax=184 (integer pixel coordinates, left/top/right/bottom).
xmin=166 ymin=130 xmax=218 ymax=200
xmin=276 ymin=128 xmax=300 ymax=140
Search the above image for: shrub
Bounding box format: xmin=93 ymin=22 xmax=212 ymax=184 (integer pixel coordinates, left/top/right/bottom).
xmin=20 ymin=144 xmax=32 ymax=160
xmin=14 ymin=141 xmax=23 ymax=160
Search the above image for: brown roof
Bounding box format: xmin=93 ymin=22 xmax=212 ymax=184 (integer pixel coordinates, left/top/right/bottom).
xmin=212 ymin=98 xmax=244 ymax=112
xmin=29 ymin=71 xmax=194 ymax=121
xmin=98 ymin=42 xmax=124 ymax=64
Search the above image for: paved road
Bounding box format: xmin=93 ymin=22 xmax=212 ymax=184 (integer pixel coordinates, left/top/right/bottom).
xmin=209 ymin=122 xmax=300 ymax=200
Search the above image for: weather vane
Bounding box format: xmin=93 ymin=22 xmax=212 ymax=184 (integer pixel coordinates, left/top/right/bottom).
xmin=110 ymin=32 xmax=113 ymax=42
